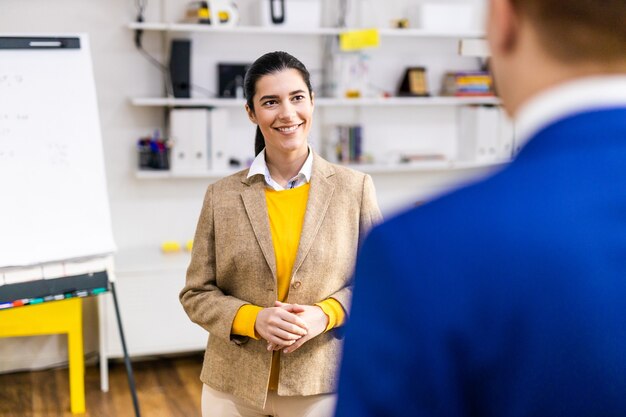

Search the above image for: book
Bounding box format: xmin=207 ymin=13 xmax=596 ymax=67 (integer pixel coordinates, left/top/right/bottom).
xmin=441 ymin=71 xmax=495 ymax=97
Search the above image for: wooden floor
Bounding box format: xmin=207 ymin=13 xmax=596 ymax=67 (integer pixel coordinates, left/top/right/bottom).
xmin=0 ymin=353 xmax=204 ymax=417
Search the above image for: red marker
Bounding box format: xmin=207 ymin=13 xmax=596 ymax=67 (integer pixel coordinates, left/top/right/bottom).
xmin=12 ymin=299 xmax=29 ymax=307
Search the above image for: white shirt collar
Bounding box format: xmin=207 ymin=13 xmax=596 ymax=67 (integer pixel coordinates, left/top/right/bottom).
xmin=247 ymin=146 xmax=314 ymax=191
xmin=515 ymin=75 xmax=626 ymax=150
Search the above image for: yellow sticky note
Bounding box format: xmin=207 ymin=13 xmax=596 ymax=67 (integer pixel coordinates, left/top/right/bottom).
xmin=339 ymin=29 xmax=380 ymax=51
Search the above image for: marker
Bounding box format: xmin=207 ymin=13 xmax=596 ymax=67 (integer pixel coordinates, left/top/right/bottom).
xmin=92 ymin=287 xmax=107 ymax=295
xmin=44 ymin=295 xmax=55 ymax=302
xmin=12 ymin=299 xmax=28 ymax=307
xmin=30 ymin=298 xmax=44 ymax=305
xmin=74 ymin=290 xmax=89 ymax=297
xmin=0 ymin=302 xmax=12 ymax=309
xmin=53 ymin=294 xmax=64 ymax=301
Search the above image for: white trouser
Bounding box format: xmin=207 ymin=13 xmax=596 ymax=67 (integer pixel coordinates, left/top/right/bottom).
xmin=201 ymin=384 xmax=337 ymax=417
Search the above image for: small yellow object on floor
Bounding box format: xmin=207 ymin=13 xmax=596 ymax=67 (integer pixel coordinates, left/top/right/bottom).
xmin=0 ymin=298 xmax=85 ymax=414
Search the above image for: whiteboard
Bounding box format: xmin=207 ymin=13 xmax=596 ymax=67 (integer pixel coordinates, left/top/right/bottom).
xmin=0 ymin=34 xmax=116 ymax=268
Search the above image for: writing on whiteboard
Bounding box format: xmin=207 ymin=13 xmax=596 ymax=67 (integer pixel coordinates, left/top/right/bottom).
xmin=0 ymin=74 xmax=24 ymax=87
xmin=0 ymin=34 xmax=116 ymax=268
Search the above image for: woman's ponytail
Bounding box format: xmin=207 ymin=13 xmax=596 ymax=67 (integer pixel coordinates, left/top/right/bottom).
xmin=254 ymin=126 xmax=265 ymax=156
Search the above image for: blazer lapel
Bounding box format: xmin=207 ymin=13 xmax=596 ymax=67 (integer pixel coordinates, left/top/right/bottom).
xmin=292 ymin=154 xmax=335 ymax=275
xmin=241 ymin=177 xmax=277 ymax=280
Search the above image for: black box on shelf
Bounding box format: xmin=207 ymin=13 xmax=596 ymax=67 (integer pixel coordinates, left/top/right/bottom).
xmin=218 ymin=63 xmax=251 ymax=98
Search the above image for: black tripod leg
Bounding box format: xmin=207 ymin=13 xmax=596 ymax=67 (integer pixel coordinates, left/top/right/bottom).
xmin=110 ymin=281 xmax=142 ymax=417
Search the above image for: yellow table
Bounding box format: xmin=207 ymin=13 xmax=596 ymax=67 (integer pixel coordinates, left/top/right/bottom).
xmin=0 ymin=298 xmax=85 ymax=414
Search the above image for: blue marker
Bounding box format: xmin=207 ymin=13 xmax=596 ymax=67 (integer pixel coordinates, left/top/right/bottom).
xmin=0 ymin=302 xmax=12 ymax=309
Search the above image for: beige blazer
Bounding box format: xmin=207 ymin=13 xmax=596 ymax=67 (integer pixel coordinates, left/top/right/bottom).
xmin=180 ymin=153 xmax=382 ymax=408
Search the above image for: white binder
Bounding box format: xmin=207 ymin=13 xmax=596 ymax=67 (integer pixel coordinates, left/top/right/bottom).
xmin=498 ymin=112 xmax=516 ymax=160
xmin=457 ymin=106 xmax=503 ymax=162
xmin=210 ymin=108 xmax=230 ymax=172
xmin=169 ymin=108 xmax=210 ymax=174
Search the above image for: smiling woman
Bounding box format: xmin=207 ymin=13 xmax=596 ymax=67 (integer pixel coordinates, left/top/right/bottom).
xmin=179 ymin=51 xmax=383 ymax=417
xmin=245 ymin=68 xmax=314 ymax=184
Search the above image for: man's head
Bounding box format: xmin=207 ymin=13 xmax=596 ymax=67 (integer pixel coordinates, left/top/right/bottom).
xmin=487 ymin=0 xmax=626 ymax=116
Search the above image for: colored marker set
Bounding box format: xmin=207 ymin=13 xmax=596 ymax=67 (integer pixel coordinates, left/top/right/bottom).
xmin=137 ymin=129 xmax=171 ymax=171
xmin=0 ymin=287 xmax=108 ymax=310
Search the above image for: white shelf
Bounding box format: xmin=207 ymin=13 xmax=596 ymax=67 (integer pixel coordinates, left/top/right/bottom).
xmin=135 ymin=170 xmax=236 ymax=179
xmin=316 ymin=97 xmax=500 ymax=107
xmin=135 ymin=160 xmax=510 ymax=180
xmin=130 ymin=96 xmax=500 ymax=108
xmin=375 ymin=28 xmax=484 ymax=39
xmin=128 ymin=22 xmax=485 ymax=38
xmin=135 ymin=168 xmax=235 ymax=180
xmin=131 ymin=97 xmax=246 ymax=107
xmin=343 ymin=160 xmax=510 ymax=174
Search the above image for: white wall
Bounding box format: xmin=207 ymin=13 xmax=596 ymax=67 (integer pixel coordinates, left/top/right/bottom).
xmin=0 ymin=0 xmax=497 ymax=372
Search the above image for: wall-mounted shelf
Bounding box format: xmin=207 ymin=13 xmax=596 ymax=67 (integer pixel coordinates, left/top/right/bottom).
xmin=127 ymin=22 xmax=485 ymax=39
xmin=343 ymin=160 xmax=510 ymax=173
xmin=136 ymin=170 xmax=236 ymax=179
xmin=128 ymin=13 xmax=509 ymax=188
xmin=130 ymin=96 xmax=500 ymax=108
xmin=135 ymin=159 xmax=510 ymax=180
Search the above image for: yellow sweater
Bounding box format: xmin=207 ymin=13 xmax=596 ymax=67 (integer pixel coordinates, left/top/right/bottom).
xmin=231 ymin=183 xmax=345 ymax=389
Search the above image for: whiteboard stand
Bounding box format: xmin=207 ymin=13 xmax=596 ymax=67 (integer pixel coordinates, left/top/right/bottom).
xmin=98 ymin=285 xmax=109 ymax=392
xmin=98 ymin=256 xmax=142 ymax=417
xmin=98 ymin=256 xmax=139 ymax=400
xmin=0 ymin=256 xmax=141 ymax=416
xmin=110 ymin=285 xmax=142 ymax=417
xmin=0 ymin=34 xmax=139 ymax=416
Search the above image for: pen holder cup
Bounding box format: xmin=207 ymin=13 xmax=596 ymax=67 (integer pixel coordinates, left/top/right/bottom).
xmin=138 ymin=147 xmax=170 ymax=170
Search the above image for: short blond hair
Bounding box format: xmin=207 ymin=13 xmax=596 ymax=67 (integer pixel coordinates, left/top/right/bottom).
xmin=511 ymin=0 xmax=626 ymax=62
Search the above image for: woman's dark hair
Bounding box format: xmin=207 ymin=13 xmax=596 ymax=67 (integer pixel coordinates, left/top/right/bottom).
xmin=244 ymin=51 xmax=313 ymax=156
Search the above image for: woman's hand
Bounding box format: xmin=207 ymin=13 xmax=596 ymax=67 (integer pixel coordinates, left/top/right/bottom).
xmin=254 ymin=305 xmax=308 ymax=348
xmin=267 ymin=301 xmax=328 ymax=354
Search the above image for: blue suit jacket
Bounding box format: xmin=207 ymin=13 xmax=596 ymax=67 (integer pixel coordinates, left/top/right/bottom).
xmin=335 ymin=108 xmax=626 ymax=417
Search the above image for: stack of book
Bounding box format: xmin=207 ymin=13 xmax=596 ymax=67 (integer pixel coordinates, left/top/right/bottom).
xmin=441 ymin=71 xmax=494 ymax=97
xmin=334 ymin=125 xmax=363 ymax=164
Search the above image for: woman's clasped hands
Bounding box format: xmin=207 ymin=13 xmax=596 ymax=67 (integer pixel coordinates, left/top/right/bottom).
xmin=255 ymin=301 xmax=329 ymax=354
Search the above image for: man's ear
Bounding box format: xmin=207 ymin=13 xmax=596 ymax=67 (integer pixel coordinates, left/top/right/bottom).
xmin=487 ymin=0 xmax=519 ymax=55
xmin=245 ymin=104 xmax=257 ymax=124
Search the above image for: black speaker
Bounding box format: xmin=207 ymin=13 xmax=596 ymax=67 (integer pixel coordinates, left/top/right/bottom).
xmin=169 ymin=39 xmax=191 ymax=98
